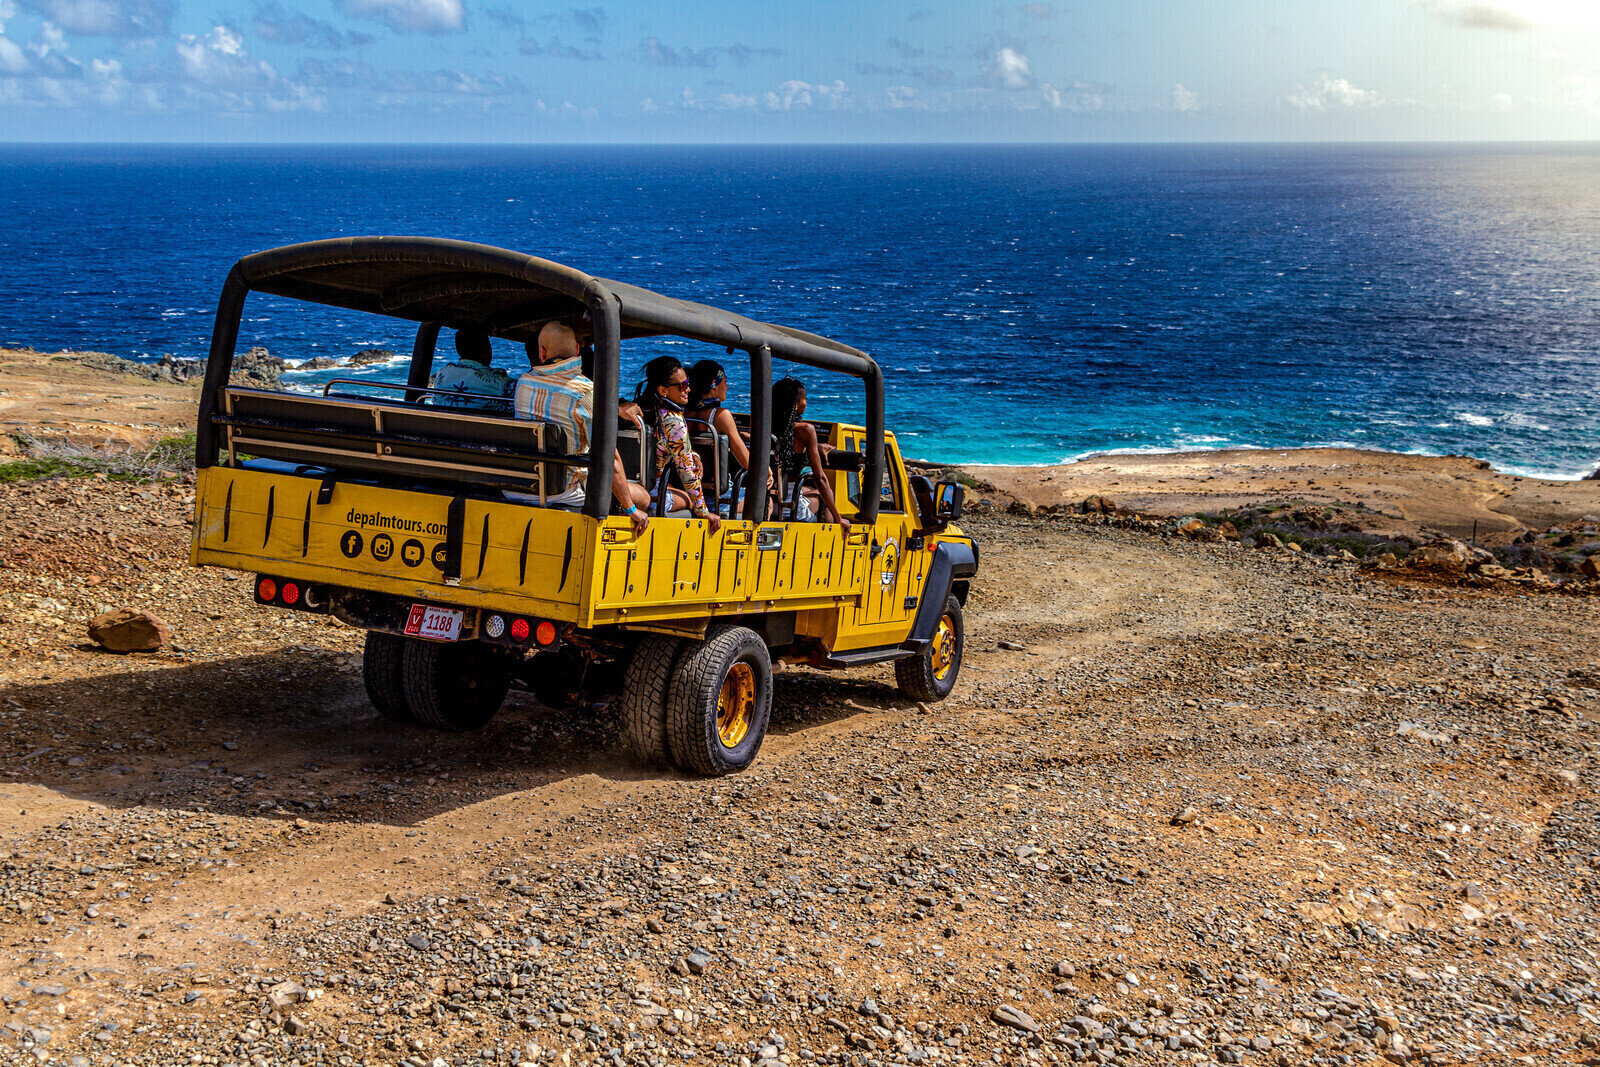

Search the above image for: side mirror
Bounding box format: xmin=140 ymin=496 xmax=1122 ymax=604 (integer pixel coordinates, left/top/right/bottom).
xmin=935 ymin=481 xmax=964 ymax=522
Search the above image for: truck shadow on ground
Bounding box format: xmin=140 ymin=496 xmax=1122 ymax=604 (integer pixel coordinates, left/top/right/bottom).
xmin=2 ymin=648 xmax=912 ymax=827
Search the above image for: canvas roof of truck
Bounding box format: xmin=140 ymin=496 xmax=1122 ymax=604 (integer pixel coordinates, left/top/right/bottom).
xmin=232 ymin=236 xmax=875 ymax=379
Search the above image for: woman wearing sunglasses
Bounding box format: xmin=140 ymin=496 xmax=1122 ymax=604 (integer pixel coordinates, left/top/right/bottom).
xmin=687 ymin=359 xmax=754 ymax=474
xmin=636 ymin=356 xmax=722 ymax=532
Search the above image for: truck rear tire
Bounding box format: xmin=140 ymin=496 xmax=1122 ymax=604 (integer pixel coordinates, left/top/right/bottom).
xmin=619 ymin=635 xmax=683 ymax=767
xmin=400 ymin=638 xmax=512 ymax=731
xmin=363 ymin=630 xmax=411 ymax=722
xmin=666 ymin=624 xmax=772 ymax=777
xmin=895 ymin=595 xmax=964 ymax=702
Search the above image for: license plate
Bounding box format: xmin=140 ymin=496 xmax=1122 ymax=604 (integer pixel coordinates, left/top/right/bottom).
xmin=404 ymin=604 xmax=464 ymax=642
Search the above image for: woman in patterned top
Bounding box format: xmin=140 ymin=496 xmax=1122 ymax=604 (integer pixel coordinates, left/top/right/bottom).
xmin=637 ymin=356 xmax=722 ymax=533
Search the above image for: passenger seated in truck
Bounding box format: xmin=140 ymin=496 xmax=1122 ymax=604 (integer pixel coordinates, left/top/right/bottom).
xmin=427 ymin=329 xmax=515 ymax=413
xmin=772 ymin=375 xmax=850 ymax=535
xmin=637 ymin=356 xmax=721 ymax=532
xmin=513 ymin=321 xmax=650 ymax=534
xmin=688 ymin=358 xmax=776 ymax=518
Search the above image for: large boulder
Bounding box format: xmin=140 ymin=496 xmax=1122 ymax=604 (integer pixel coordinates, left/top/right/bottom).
xmin=1580 ymin=556 xmax=1600 ymax=580
xmin=1584 ymin=466 xmax=1599 ymax=481
xmin=348 ymin=348 xmax=398 ymax=367
xmin=88 ymin=608 xmax=170 ymax=653
xmin=1407 ymin=540 xmax=1471 ymax=572
xmin=231 ymin=346 xmax=286 ymax=387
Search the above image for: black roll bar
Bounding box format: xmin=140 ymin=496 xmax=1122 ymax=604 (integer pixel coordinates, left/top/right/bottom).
xmin=583 ymin=283 xmax=622 ymax=520
xmin=745 ymin=344 xmax=772 ymax=523
xmin=405 ymin=322 xmax=440 ymax=402
xmin=194 ymin=237 xmax=883 ymax=526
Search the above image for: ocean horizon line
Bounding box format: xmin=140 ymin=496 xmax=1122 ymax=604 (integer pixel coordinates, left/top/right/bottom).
xmin=4 ymin=138 xmax=1600 ymax=149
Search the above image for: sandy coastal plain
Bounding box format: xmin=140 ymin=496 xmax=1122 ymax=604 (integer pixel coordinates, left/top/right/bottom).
xmin=2 ymin=347 xmax=1599 ymax=1067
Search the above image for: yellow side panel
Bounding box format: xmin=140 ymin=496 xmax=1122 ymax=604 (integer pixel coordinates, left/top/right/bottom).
xmin=190 ymin=466 xmax=593 ymax=621
xmin=585 ymin=519 xmax=871 ymax=626
xmin=591 ymin=517 xmax=739 ymax=608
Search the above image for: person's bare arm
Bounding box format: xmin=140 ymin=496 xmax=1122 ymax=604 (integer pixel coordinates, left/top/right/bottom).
xmin=618 ymin=400 xmax=645 ymax=429
xmin=714 ymin=407 xmax=750 ymax=470
xmin=797 ymin=422 xmax=850 ymax=536
xmin=612 ymin=453 xmax=648 ymax=535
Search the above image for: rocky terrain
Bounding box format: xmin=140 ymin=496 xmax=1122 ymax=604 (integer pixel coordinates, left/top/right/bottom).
xmin=1 ymin=349 xmax=1599 ymax=1067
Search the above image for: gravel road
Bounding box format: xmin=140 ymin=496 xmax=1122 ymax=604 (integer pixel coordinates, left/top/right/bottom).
xmin=2 ymin=477 xmax=1598 ymax=1067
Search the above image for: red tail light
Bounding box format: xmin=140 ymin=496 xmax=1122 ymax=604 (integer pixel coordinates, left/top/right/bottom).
xmin=509 ymin=618 xmax=530 ymax=642
xmin=534 ymin=621 xmax=557 ymax=646
xmin=257 ymin=577 xmax=277 ymax=602
xmin=280 ymin=582 xmax=300 ymax=605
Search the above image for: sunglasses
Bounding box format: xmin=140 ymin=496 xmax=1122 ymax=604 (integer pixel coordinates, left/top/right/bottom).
xmin=665 ymin=377 xmax=691 ymax=391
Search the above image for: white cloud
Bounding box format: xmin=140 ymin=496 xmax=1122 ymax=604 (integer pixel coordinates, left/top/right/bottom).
xmin=1413 ymin=0 xmax=1600 ymax=30
xmin=0 ymin=34 xmax=26 ymax=73
xmin=19 ymin=0 xmax=171 ymax=37
xmin=336 ymin=0 xmax=464 ymax=34
xmin=994 ymin=46 xmax=1032 ymax=90
xmin=884 ymin=84 xmax=918 ymax=109
xmin=1288 ymin=74 xmax=1381 ymax=111
xmin=1490 ymin=91 xmax=1515 ymax=111
xmin=1172 ymin=83 xmax=1199 ymax=112
xmin=175 ymin=25 xmax=274 ymax=88
xmin=762 ymin=78 xmax=848 ymax=110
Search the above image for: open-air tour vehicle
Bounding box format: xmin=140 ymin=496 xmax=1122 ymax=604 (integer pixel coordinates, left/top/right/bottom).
xmin=190 ymin=236 xmax=978 ymax=775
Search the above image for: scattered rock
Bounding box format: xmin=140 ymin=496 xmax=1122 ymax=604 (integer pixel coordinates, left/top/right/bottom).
xmin=998 ymin=639 xmax=1026 ymax=651
xmin=1406 ymin=539 xmax=1471 ymax=572
xmin=231 ymin=346 xmax=286 ymax=387
xmin=87 ymin=607 xmax=171 ymax=652
xmin=991 ymin=1004 xmax=1039 ymax=1033
xmin=348 ymin=348 xmax=398 ymax=367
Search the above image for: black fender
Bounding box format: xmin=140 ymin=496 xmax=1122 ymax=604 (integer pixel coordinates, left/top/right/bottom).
xmin=901 ymin=540 xmax=978 ymax=652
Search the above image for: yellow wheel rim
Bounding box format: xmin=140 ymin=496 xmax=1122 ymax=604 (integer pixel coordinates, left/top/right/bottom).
xmin=931 ymin=614 xmax=957 ymax=681
xmin=717 ymin=662 xmax=757 ymax=748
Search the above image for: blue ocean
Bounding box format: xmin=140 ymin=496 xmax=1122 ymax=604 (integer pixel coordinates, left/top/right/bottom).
xmin=2 ymin=143 xmax=1597 ymax=478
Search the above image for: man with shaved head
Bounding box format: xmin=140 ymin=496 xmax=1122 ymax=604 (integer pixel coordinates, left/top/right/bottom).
xmin=515 ymin=321 xmax=650 ymax=533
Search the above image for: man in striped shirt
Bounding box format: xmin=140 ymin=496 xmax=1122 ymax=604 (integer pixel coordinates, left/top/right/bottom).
xmin=515 ymin=321 xmax=650 ymax=534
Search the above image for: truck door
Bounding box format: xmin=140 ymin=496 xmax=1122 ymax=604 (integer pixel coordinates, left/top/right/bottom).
xmin=844 ymin=435 xmax=922 ymax=639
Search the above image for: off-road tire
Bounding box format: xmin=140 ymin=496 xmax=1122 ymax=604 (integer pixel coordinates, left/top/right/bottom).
xmin=895 ymin=595 xmax=964 ymax=702
xmin=400 ymin=638 xmax=512 ymax=731
xmin=619 ymin=635 xmax=683 ymax=766
xmin=363 ymin=630 xmax=411 ymax=722
xmin=666 ymin=624 xmax=772 ymax=777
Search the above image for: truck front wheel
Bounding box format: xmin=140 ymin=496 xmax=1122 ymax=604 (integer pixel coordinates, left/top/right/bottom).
xmin=401 ymin=638 xmax=512 ymax=731
xmin=666 ymin=625 xmax=773 ymax=776
xmin=895 ymin=596 xmax=964 ymax=702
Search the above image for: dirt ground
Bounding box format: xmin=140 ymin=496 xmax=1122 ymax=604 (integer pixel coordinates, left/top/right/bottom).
xmin=2 ymin=352 xmax=1599 ymax=1067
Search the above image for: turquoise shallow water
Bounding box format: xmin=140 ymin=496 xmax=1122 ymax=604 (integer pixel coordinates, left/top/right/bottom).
xmin=2 ymin=143 xmax=1597 ymax=478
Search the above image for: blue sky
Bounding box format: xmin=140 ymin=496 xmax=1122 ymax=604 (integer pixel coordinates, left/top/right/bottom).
xmin=0 ymin=0 xmax=1596 ymax=141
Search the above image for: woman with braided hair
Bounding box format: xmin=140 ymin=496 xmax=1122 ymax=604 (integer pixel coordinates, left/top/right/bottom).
xmin=771 ymin=376 xmax=850 ymax=536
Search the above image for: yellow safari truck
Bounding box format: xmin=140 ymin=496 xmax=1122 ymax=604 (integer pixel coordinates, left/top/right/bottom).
xmin=190 ymin=237 xmax=978 ymax=775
